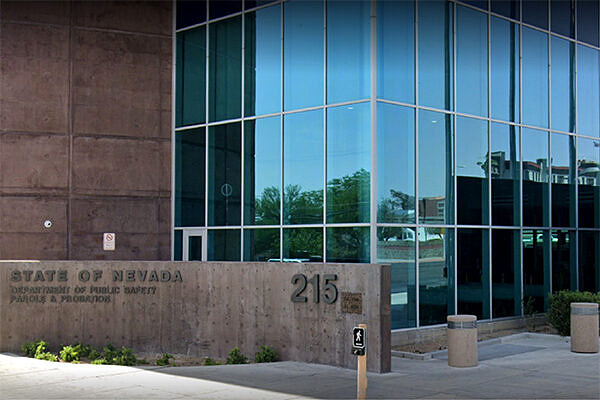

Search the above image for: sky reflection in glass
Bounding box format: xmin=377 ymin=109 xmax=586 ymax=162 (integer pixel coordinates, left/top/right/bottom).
xmin=577 ymin=45 xmax=600 ymax=138
xmin=522 ymin=27 xmax=548 ymax=129
xmin=551 ymin=36 xmax=575 ymax=133
xmin=491 ymin=17 xmax=519 ymax=123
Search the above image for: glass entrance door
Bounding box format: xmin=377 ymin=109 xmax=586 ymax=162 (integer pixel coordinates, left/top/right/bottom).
xmin=183 ymin=229 xmax=206 ymax=261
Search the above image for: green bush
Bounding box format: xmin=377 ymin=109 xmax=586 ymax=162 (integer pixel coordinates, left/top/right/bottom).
xmin=156 ymin=353 xmax=174 ymax=366
xmin=203 ymin=357 xmax=221 ymax=366
xmin=34 ymin=341 xmax=49 ymax=358
xmin=88 ymin=349 xmax=101 ymax=361
xmin=226 ymin=347 xmax=248 ymax=365
xmin=91 ymin=358 xmax=107 ymax=365
xmin=254 ymin=346 xmax=279 ymax=363
xmin=21 ymin=342 xmax=37 ymax=358
xmin=547 ymin=290 xmax=600 ymax=336
xmin=102 ymin=343 xmax=118 ymax=362
xmin=35 ymin=352 xmax=58 ymax=362
xmin=59 ymin=345 xmax=80 ymax=362
xmin=111 ymin=347 xmax=137 ymax=366
xmin=72 ymin=343 xmax=93 ymax=359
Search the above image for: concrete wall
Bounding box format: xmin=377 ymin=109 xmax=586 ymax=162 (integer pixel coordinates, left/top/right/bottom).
xmin=0 ymin=1 xmax=172 ymax=260
xmin=0 ymin=261 xmax=391 ymax=372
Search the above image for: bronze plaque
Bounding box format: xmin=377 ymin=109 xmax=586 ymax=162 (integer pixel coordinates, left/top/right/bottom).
xmin=341 ymin=292 xmax=363 ymax=314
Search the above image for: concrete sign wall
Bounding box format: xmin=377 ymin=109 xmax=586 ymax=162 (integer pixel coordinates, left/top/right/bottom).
xmin=0 ymin=261 xmax=391 ymax=372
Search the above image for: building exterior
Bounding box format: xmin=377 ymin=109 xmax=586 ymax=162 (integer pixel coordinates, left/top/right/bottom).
xmin=173 ymin=0 xmax=600 ymax=329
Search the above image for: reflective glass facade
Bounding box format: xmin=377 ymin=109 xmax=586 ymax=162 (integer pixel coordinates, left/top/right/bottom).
xmin=174 ymin=0 xmax=600 ymax=329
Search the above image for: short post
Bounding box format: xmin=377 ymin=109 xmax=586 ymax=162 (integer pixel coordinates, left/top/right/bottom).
xmin=447 ymin=315 xmax=478 ymax=367
xmin=570 ymin=302 xmax=599 ymax=353
xmin=352 ymin=324 xmax=368 ymax=400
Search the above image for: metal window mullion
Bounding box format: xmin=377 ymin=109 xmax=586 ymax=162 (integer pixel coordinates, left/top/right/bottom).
xmin=240 ymin=9 xmax=246 ymax=261
xmin=487 ymin=5 xmax=493 ymax=320
xmin=370 ymin=0 xmax=377 ymax=264
xmin=548 ymin=130 xmax=552 ymax=295
xmin=453 ymin=0 xmax=458 ymax=316
xmin=414 ymin=0 xmax=420 ymax=327
xmin=205 ymin=6 xmax=210 ymax=232
xmin=280 ymin=1 xmax=284 ymax=262
xmin=171 ymin=0 xmax=177 ymax=260
xmin=323 ymin=0 xmax=328 ymax=262
xmin=519 ymin=11 xmax=525 ymax=313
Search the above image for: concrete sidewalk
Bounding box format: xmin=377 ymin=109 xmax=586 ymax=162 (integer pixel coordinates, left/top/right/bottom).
xmin=1 ymin=333 xmax=599 ymax=399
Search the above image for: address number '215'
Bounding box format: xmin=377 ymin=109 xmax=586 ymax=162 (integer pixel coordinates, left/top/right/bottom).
xmin=291 ymin=274 xmax=338 ymax=304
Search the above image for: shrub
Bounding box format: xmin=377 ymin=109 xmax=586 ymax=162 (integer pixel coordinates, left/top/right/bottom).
xmin=72 ymin=343 xmax=93 ymax=359
xmin=91 ymin=358 xmax=107 ymax=365
xmin=111 ymin=347 xmax=137 ymax=366
xmin=59 ymin=345 xmax=80 ymax=362
xmin=102 ymin=343 xmax=118 ymax=362
xmin=35 ymin=352 xmax=58 ymax=362
xmin=21 ymin=342 xmax=37 ymax=358
xmin=34 ymin=341 xmax=49 ymax=358
xmin=156 ymin=353 xmax=174 ymax=366
xmin=254 ymin=346 xmax=279 ymax=363
xmin=547 ymin=290 xmax=600 ymax=336
xmin=203 ymin=357 xmax=221 ymax=366
xmin=88 ymin=349 xmax=101 ymax=361
xmin=226 ymin=347 xmax=247 ymax=365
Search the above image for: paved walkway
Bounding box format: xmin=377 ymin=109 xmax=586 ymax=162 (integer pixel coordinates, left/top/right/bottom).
xmin=1 ymin=333 xmax=598 ymax=399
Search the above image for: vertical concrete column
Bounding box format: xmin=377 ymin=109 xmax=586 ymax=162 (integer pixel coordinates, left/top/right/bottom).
xmin=570 ymin=303 xmax=599 ymax=353
xmin=447 ymin=315 xmax=478 ymax=367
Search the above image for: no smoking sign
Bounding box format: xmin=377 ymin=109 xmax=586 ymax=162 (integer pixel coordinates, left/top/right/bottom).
xmin=103 ymin=233 xmax=116 ymax=251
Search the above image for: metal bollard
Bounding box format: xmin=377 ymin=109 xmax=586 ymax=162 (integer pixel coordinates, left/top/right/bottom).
xmin=570 ymin=303 xmax=599 ymax=353
xmin=447 ymin=315 xmax=478 ymax=367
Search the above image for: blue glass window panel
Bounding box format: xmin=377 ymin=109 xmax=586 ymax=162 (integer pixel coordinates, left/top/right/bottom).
xmin=209 ymin=0 xmax=242 ymax=20
xmin=522 ymin=128 xmax=550 ymax=227
xmin=491 ymin=0 xmax=519 ymax=20
xmin=283 ymin=109 xmax=324 ymax=224
xmin=283 ymin=228 xmax=323 ymax=262
xmin=551 ymin=133 xmax=576 ymax=227
xmin=577 ymin=45 xmax=600 ymax=138
xmin=243 ymin=228 xmax=280 ymax=261
xmin=457 ymin=228 xmax=490 ymax=320
xmin=418 ymin=110 xmax=454 ymax=224
xmin=377 ymin=103 xmax=415 ymax=223
xmin=461 ymin=0 xmax=488 ymax=11
xmin=245 ymin=1 xmax=278 ymax=10
xmin=523 ymin=0 xmax=548 ymax=30
xmin=326 ymin=103 xmax=370 ymax=224
xmin=244 ymin=5 xmax=281 ymax=117
xmin=176 ymin=128 xmax=206 ymax=227
xmin=284 ymin=0 xmax=324 ymax=111
xmin=457 ymin=6 xmax=488 ymax=117
xmin=176 ymin=27 xmax=206 ymax=127
xmin=577 ymin=0 xmax=599 ymax=47
xmin=209 ymin=16 xmax=242 ymax=122
xmin=418 ymin=0 xmax=453 ymax=111
xmin=578 ymin=231 xmax=600 ymax=293
xmin=174 ymin=230 xmax=183 ymax=261
xmin=491 ymin=17 xmax=519 ymax=123
xmin=326 ymin=227 xmax=370 ymax=263
xmin=551 ymin=0 xmax=575 ymax=38
xmin=550 ymin=36 xmax=575 ymax=133
xmin=244 ymin=117 xmax=281 ymax=225
xmin=492 ymin=229 xmax=522 ymax=318
xmin=522 ymin=27 xmax=548 ymax=129
xmin=456 ymin=116 xmax=489 ymax=225
xmin=523 ymin=229 xmax=551 ymax=312
xmin=207 ymin=229 xmax=241 ymax=261
xmin=377 ymin=0 xmax=414 ymax=104
xmin=578 ymin=137 xmax=600 ymax=229
xmin=177 ymin=0 xmax=206 ymax=29
xmin=327 ymin=0 xmax=370 ymax=104
xmin=491 ymin=123 xmax=520 ymax=226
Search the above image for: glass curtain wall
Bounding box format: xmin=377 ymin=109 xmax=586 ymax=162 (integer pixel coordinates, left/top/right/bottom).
xmin=174 ymin=0 xmax=600 ymax=329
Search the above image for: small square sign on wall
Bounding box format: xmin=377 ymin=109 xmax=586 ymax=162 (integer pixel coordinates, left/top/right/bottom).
xmin=103 ymin=233 xmax=115 ymax=251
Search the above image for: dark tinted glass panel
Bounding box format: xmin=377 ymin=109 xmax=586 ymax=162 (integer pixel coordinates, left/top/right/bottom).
xmin=283 ymin=228 xmax=323 ymax=262
xmin=174 ymin=230 xmax=183 ymax=261
xmin=418 ymin=0 xmax=453 ymax=111
xmin=188 ymin=235 xmax=203 ymax=261
xmin=209 ymin=0 xmax=241 ymax=19
xmin=283 ymin=110 xmax=323 ymax=224
xmin=523 ymin=229 xmax=550 ymax=312
xmin=326 ymin=227 xmax=369 ymax=263
xmin=209 ymin=16 xmax=242 ymax=122
xmin=244 ymin=5 xmax=281 ymax=117
xmin=456 ymin=117 xmax=489 ymax=225
xmin=327 ymin=103 xmax=370 ymax=223
xmin=552 ymin=230 xmax=576 ymax=292
xmin=208 ymin=229 xmax=240 ymax=261
xmin=523 ymin=0 xmax=548 ymax=30
xmin=208 ymin=123 xmax=241 ymax=226
xmin=492 ymin=229 xmax=521 ymax=318
xmin=284 ymin=0 xmax=324 ymax=110
xmin=377 ymin=0 xmax=414 ymax=103
xmin=491 ymin=17 xmax=519 ymax=123
xmin=377 ymin=227 xmax=416 ymax=329
xmin=419 ymin=228 xmax=455 ymax=326
xmin=461 ymin=0 xmax=488 ymax=10
xmin=522 ymin=27 xmax=548 ymax=129
xmin=176 ymin=28 xmax=206 ymax=127
xmin=577 ymin=0 xmax=599 ymax=46
xmin=579 ymin=231 xmax=600 ymax=292
xmin=175 ymin=128 xmax=205 ymax=227
xmin=578 ymin=137 xmax=600 ymax=228
xmin=246 ymin=1 xmax=278 ymax=9
xmin=327 ymin=0 xmax=370 ymax=103
xmin=458 ymin=229 xmax=490 ymax=320
xmin=551 ymin=133 xmax=575 ymax=227
xmin=577 ymin=45 xmax=600 ymax=138
xmin=177 ymin=0 xmax=206 ymax=29
xmin=377 ymin=103 xmax=415 ymax=223
xmin=550 ymin=37 xmax=575 ymax=133
xmin=491 ymin=0 xmax=519 ymax=19
xmin=418 ymin=110 xmax=454 ymax=224
xmin=491 ymin=123 xmax=520 ymax=226
xmin=244 ymin=117 xmax=280 ymax=225
xmin=244 ymin=228 xmax=280 ymax=261
xmin=522 ymin=128 xmax=549 ymax=226
xmin=456 ymin=6 xmax=488 ymax=117
xmin=550 ymin=0 xmax=574 ymax=38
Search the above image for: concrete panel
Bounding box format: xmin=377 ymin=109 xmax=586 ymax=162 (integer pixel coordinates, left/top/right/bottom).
xmin=72 ymin=1 xmax=171 ymax=36
xmin=70 ymin=198 xmax=159 ymax=234
xmin=0 ymin=134 xmax=69 ymax=190
xmin=0 ymin=1 xmax=70 ymax=25
xmin=72 ymin=137 xmax=160 ymax=195
xmin=0 ymin=261 xmax=391 ymax=372
xmin=70 ymin=234 xmax=162 ymax=261
xmin=0 ymin=197 xmax=67 ymax=233
xmin=0 ymin=234 xmax=67 ymax=260
xmin=0 ymin=23 xmax=69 ymax=133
